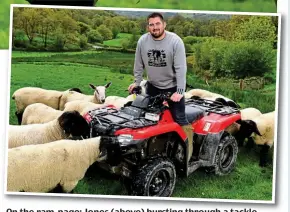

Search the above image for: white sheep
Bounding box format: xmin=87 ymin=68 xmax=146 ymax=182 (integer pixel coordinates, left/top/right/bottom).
xmin=59 ymin=82 xmax=112 ymax=110
xmin=185 ymin=88 xmax=239 ymax=108
xmin=240 ymin=107 xmax=262 ymax=120
xmin=185 ymin=89 xmax=221 ymax=99
xmin=22 ymin=101 xmax=105 ymax=125
xmin=21 ymin=103 xmax=63 ymax=125
xmin=104 ymin=96 xmax=131 ymax=109
xmin=12 ymin=87 xmax=83 ymax=125
xmin=63 ymin=100 xmax=105 ymax=115
xmin=9 ymin=111 xmax=90 ymax=148
xmin=7 ymin=136 xmax=106 ymax=193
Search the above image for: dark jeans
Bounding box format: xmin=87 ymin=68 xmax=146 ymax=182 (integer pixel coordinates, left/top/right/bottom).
xmin=146 ymin=82 xmax=189 ymax=126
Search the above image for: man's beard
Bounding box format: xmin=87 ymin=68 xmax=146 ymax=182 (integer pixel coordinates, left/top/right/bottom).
xmin=151 ymin=29 xmax=165 ymax=39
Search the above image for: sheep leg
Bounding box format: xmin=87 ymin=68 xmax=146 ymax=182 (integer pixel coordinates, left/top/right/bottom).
xmin=245 ymin=137 xmax=255 ymax=149
xmin=259 ymin=144 xmax=270 ymax=167
xmin=49 ymin=183 xmax=64 ymax=193
xmin=61 ymin=180 xmax=79 ymax=193
xmin=15 ymin=111 xmax=23 ymax=125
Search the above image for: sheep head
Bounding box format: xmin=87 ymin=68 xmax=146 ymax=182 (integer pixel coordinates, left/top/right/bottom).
xmin=235 ymin=120 xmax=262 ymax=146
xmin=58 ymin=111 xmax=90 ymax=139
xmin=89 ymin=82 xmax=112 ymax=104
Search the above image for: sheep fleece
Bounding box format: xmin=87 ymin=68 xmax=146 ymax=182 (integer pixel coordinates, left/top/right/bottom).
xmin=9 ymin=119 xmax=66 ymax=148
xmin=7 ymin=138 xmax=101 ymax=192
xmin=13 ymin=87 xmax=63 ymax=112
xmin=252 ymin=111 xmax=275 ymax=146
xmin=22 ymin=103 xmax=63 ymax=125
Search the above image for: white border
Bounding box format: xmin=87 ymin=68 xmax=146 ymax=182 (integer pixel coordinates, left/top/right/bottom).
xmin=4 ymin=4 xmax=282 ymax=204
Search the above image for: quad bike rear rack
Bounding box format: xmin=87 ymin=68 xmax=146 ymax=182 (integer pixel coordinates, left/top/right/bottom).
xmin=185 ymin=98 xmax=240 ymax=115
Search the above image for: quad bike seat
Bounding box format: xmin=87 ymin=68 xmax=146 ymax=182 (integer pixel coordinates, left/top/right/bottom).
xmin=185 ymin=106 xmax=205 ymax=123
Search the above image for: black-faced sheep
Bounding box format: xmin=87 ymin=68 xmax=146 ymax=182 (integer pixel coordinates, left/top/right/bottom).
xmin=9 ymin=110 xmax=90 ymax=148
xmin=225 ymin=107 xmax=262 ymax=146
xmin=7 ymin=136 xmax=106 ymax=193
xmin=12 ymin=87 xmax=82 ymax=124
xmin=238 ymin=111 xmax=275 ymax=166
xmin=59 ymin=82 xmax=112 ymax=110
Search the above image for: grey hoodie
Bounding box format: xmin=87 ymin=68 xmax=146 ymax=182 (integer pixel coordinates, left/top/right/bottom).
xmin=133 ymin=30 xmax=187 ymax=95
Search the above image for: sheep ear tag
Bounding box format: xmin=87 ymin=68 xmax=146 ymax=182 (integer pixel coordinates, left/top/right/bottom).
xmin=133 ymin=94 xmax=136 ymax=100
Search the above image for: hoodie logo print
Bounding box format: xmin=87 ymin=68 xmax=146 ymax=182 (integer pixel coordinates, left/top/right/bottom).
xmin=147 ymin=49 xmax=167 ymax=67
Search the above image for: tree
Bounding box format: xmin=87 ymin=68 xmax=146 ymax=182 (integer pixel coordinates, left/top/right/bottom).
xmin=234 ymin=16 xmax=276 ymax=44
xmin=122 ymin=29 xmax=140 ymax=50
xmin=53 ymin=11 xmax=79 ymax=49
xmin=88 ymin=30 xmax=103 ymax=43
xmin=97 ymin=24 xmax=113 ymax=40
xmin=16 ymin=8 xmax=41 ymax=44
xmin=38 ymin=8 xmax=55 ymax=48
xmin=78 ymin=21 xmax=91 ymax=35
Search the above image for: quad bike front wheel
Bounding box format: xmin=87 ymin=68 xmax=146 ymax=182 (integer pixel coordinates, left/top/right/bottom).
xmin=213 ymin=134 xmax=238 ymax=175
xmin=131 ymin=158 xmax=176 ymax=197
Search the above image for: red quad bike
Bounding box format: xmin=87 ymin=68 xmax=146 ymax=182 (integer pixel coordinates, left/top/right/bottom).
xmin=83 ymin=92 xmax=241 ymax=197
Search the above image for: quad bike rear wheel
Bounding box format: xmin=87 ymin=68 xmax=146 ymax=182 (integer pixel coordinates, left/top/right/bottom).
xmin=213 ymin=134 xmax=238 ymax=175
xmin=131 ymin=158 xmax=176 ymax=197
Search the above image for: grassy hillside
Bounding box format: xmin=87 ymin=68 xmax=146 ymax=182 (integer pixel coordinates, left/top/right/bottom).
xmin=103 ymin=33 xmax=132 ymax=47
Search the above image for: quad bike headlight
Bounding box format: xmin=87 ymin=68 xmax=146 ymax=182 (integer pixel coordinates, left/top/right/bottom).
xmin=117 ymin=134 xmax=133 ymax=146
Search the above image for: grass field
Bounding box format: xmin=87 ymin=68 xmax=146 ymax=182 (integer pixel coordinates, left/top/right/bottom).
xmin=7 ymin=50 xmax=275 ymax=200
xmin=103 ymin=33 xmax=132 ymax=47
xmin=98 ymin=0 xmax=276 ymax=12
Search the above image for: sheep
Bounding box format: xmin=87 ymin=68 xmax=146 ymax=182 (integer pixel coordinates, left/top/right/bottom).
xmin=240 ymin=107 xmax=262 ymax=120
xmin=7 ymin=136 xmax=107 ymax=193
xmin=126 ymin=94 xmax=136 ymax=102
xmin=104 ymin=96 xmax=130 ymax=109
xmin=63 ymin=100 xmax=105 ymax=115
xmin=22 ymin=101 xmax=105 ymax=125
xmin=21 ymin=103 xmax=63 ymax=125
xmin=12 ymin=87 xmax=83 ymax=124
xmin=59 ymin=82 xmax=112 ymax=110
xmin=8 ymin=110 xmax=90 ymax=148
xmin=237 ymin=111 xmax=275 ymax=166
xmin=225 ymin=107 xmax=262 ymax=145
xmin=185 ymin=88 xmax=239 ymax=108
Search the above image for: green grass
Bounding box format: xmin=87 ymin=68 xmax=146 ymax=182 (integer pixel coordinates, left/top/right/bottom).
xmin=0 ymin=0 xmax=27 ymax=49
xmin=103 ymin=33 xmax=132 ymax=47
xmin=8 ymin=50 xmax=275 ymax=200
xmin=12 ymin=50 xmax=136 ymax=70
xmin=97 ymin=0 xmax=276 ymax=12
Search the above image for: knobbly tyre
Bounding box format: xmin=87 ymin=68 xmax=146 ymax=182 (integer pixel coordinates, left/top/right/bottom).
xmin=83 ymin=87 xmax=241 ymax=197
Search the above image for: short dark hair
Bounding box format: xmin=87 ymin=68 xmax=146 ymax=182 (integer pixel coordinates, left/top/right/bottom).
xmin=147 ymin=12 xmax=164 ymax=22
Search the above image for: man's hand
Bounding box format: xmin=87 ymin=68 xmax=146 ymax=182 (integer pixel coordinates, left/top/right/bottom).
xmin=170 ymin=92 xmax=183 ymax=102
xmin=128 ymin=83 xmax=136 ymax=94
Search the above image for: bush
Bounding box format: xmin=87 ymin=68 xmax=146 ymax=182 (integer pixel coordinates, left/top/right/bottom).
xmin=79 ymin=35 xmax=88 ymax=49
xmin=194 ymin=38 xmax=275 ymax=79
xmin=222 ymin=42 xmax=274 ymax=78
xmin=13 ymin=29 xmax=28 ymax=48
xmin=185 ymin=43 xmax=193 ymax=53
xmin=54 ymin=33 xmax=65 ymax=51
xmin=183 ymin=36 xmax=209 ymax=45
xmin=88 ymin=30 xmax=103 ymax=43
